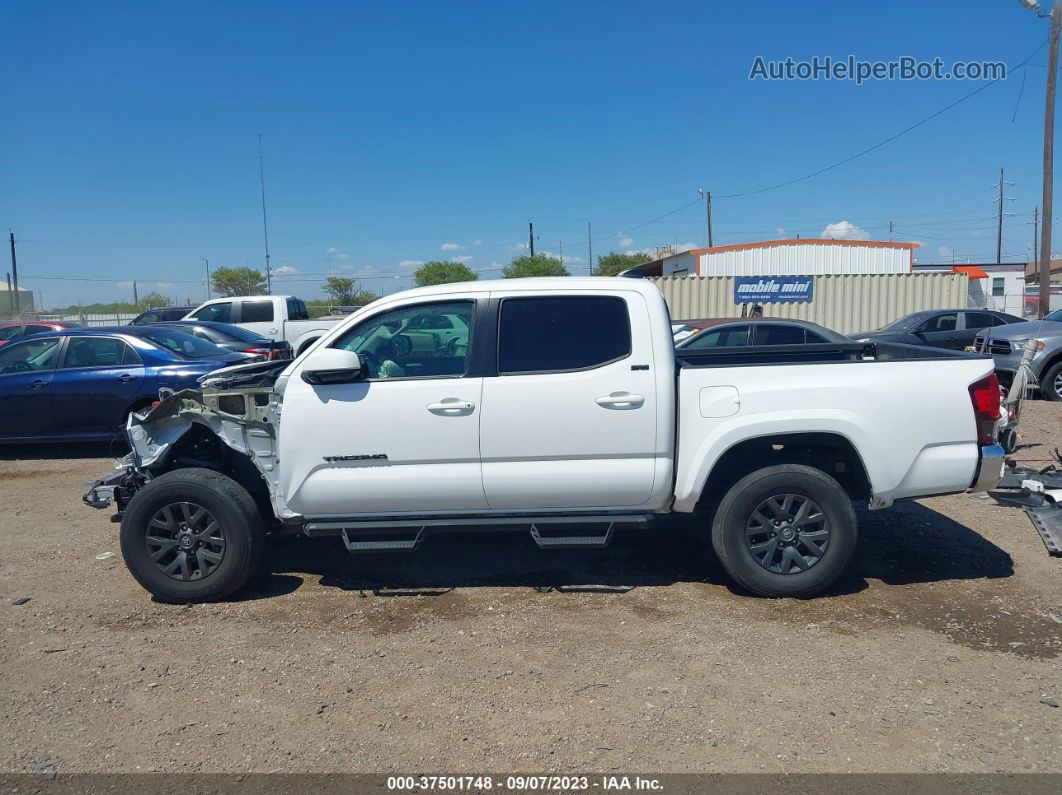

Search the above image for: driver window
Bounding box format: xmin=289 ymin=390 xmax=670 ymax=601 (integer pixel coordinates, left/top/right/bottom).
xmin=0 ymin=338 xmax=61 ymax=375
xmin=332 ymin=301 xmax=475 ymax=379
xmin=919 ymin=313 xmax=957 ymax=333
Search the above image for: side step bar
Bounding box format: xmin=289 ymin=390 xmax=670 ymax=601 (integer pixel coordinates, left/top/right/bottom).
xmin=305 ymin=514 xmax=653 ymax=554
xmin=340 ymin=527 xmax=426 ymax=553
xmin=530 ymin=522 xmax=615 ymax=549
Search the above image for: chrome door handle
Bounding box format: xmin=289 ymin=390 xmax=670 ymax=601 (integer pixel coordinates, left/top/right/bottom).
xmin=595 ymin=392 xmax=645 ymax=409
xmin=426 ymin=399 xmax=475 ymax=414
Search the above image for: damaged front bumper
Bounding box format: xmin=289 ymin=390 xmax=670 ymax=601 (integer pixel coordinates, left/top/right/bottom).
xmin=81 ymin=359 xmax=295 ymax=520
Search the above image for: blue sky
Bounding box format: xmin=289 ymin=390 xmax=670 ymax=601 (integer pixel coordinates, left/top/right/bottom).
xmin=0 ymin=0 xmax=1057 ymax=307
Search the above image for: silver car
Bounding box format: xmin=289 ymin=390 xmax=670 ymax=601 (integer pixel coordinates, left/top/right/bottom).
xmin=974 ymin=308 xmax=1062 ymax=401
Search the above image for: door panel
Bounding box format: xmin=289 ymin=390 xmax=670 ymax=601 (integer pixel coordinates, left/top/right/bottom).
xmin=0 ymin=338 xmax=61 ymax=439
xmin=51 ymin=337 xmax=145 ymax=437
xmin=279 ymin=299 xmax=485 ymax=516
xmin=480 ymin=292 xmax=658 ymax=510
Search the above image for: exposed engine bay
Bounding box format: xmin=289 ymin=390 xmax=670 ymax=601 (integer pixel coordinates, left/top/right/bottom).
xmin=83 ymin=359 xmax=298 ymax=525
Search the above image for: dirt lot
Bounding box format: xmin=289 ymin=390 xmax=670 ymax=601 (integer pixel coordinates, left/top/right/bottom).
xmin=2 ymin=403 xmax=1061 ymax=775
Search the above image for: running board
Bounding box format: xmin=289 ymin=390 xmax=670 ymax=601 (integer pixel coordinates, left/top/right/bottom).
xmin=530 ymin=521 xmax=615 ymax=549
xmin=340 ymin=527 xmax=426 ymax=553
xmin=306 ymin=513 xmax=652 ymax=554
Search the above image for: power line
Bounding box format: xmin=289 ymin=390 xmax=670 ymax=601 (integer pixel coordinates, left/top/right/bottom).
xmin=716 ymin=39 xmax=1049 ymax=200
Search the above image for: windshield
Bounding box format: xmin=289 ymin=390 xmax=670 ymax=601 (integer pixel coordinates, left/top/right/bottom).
xmin=1044 ymin=308 xmax=1062 ymax=323
xmin=141 ymin=329 xmax=231 ymax=359
xmin=880 ymin=313 xmax=925 ymax=331
xmin=0 ymin=325 xmax=24 ymax=341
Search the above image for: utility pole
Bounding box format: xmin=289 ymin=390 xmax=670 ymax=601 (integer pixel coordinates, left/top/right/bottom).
xmin=8 ymin=230 xmax=19 ymax=313
xmin=698 ymin=189 xmax=714 ymax=247
xmin=1042 ymin=2 xmax=1062 ymax=314
xmin=559 ymin=240 xmax=563 ymax=265
xmin=587 ymin=222 xmax=593 ymax=274
xmin=5 ymin=273 xmax=11 ymax=312
xmin=257 ymin=134 xmax=273 ymax=294
xmin=133 ymin=280 xmax=138 ymax=305
xmin=528 ymin=221 xmax=535 ymax=257
xmin=994 ymin=166 xmax=1014 ymax=265
xmin=1034 ymin=206 xmax=1040 ymax=268
xmin=203 ymin=258 xmax=211 ymax=300
xmin=889 ymin=221 xmax=894 ymax=242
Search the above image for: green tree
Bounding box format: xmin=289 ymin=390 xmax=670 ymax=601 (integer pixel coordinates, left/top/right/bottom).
xmin=503 ymin=254 xmax=568 ymax=279
xmin=137 ymin=291 xmax=172 ymax=309
xmin=352 ymin=289 xmax=380 ymax=306
xmin=323 ymin=275 xmax=356 ymax=305
xmin=414 ymin=260 xmax=478 ymax=287
xmin=211 ymin=266 xmax=267 ymax=297
xmin=592 ymin=250 xmax=652 ymax=277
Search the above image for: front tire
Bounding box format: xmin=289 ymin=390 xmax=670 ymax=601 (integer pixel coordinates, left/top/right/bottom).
xmin=710 ymin=464 xmax=857 ymax=598
xmin=120 ymin=468 xmax=265 ymax=603
xmin=1040 ymin=360 xmax=1062 ymax=402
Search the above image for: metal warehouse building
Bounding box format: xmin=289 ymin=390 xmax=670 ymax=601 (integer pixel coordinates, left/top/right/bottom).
xmin=633 ymin=238 xmax=919 ymax=278
xmin=623 ymin=238 xmax=977 ymax=334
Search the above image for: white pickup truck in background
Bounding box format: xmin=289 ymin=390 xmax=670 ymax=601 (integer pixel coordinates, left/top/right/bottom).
xmin=182 ymin=295 xmax=344 ymax=355
xmin=86 ymin=278 xmax=1005 ymax=603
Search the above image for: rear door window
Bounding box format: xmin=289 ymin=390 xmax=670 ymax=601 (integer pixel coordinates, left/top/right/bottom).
xmin=190 ymin=302 xmax=233 ymax=323
xmin=964 ymin=312 xmax=996 ymax=331
xmin=287 ymin=298 xmax=309 ymax=320
xmin=240 ymin=301 xmax=274 ymax=323
xmin=61 ymin=337 xmax=139 ymax=368
xmin=497 ymin=296 xmax=631 ymax=374
xmin=753 ymin=324 xmax=808 ymax=345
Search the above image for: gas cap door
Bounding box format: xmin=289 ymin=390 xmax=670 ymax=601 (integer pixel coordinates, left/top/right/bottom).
xmin=699 ymin=386 xmax=740 ymax=418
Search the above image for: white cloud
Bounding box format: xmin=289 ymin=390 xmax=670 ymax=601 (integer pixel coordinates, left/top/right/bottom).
xmin=820 ymin=221 xmax=870 ymax=241
xmin=473 ymin=239 xmax=482 ymax=246
xmin=937 ymin=245 xmax=954 ymax=259
xmin=507 ymin=242 xmax=529 ymax=252
xmin=776 ymin=227 xmax=786 ymax=237
xmin=441 ymin=242 xmax=461 ymax=252
xmin=451 ymin=255 xmax=474 ymax=263
xmin=398 ymin=259 xmax=423 ymax=270
xmin=273 ymin=265 xmax=299 ymax=276
xmin=325 ymin=247 xmax=351 ymax=260
xmin=618 ymin=237 xmax=633 ymax=248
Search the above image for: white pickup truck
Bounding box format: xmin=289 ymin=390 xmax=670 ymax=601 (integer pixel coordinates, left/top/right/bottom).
xmin=85 ymin=278 xmax=1005 ymax=603
xmin=182 ymin=295 xmax=342 ymax=355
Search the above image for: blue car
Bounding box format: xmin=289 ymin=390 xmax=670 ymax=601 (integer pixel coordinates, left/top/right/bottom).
xmin=0 ymin=326 xmax=253 ymax=443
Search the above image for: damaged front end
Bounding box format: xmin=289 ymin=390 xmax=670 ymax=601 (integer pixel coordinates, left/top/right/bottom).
xmin=82 ymin=359 xmax=296 ymax=522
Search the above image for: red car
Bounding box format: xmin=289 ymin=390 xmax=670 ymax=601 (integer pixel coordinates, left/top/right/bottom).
xmin=0 ymin=321 xmax=82 ymax=347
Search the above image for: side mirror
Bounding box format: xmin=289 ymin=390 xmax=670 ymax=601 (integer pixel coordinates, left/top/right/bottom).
xmin=300 ymin=347 xmax=363 ymax=385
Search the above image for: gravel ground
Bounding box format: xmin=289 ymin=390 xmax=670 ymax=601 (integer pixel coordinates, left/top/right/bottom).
xmin=1 ymin=402 xmax=1061 ymax=774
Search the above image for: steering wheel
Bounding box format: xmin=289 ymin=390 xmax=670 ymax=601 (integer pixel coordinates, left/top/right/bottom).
xmin=444 ymin=336 xmax=460 ymax=357
xmin=357 ymin=350 xmax=381 ymax=375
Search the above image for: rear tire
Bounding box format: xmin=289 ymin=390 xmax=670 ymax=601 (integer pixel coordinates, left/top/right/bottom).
xmin=710 ymin=464 xmax=857 ymax=598
xmin=1041 ymin=360 xmax=1062 ymax=402
xmin=120 ymin=468 xmax=265 ymax=603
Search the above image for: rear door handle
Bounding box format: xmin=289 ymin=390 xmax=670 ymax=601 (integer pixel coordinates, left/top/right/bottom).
xmin=116 ymin=373 xmax=136 ymax=383
xmin=426 ymin=398 xmax=475 ymax=414
xmin=595 ymin=392 xmax=645 ymax=409
xmin=30 ymin=379 xmax=48 ymax=390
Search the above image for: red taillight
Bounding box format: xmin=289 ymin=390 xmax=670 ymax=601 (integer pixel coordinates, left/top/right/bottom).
xmin=968 ymin=374 xmax=1000 ymax=445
